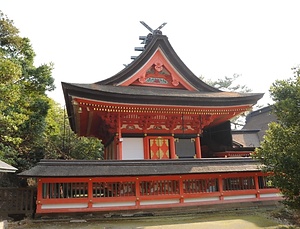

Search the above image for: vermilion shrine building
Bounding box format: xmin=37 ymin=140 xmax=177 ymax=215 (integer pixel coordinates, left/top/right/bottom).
xmin=20 ymin=24 xmax=281 ymax=214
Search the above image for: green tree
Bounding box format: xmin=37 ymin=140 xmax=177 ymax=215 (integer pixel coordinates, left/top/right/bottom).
xmin=43 ymin=100 xmax=103 ymax=160
xmin=0 ymin=11 xmax=103 ymax=177
xmin=254 ymin=66 xmax=300 ymax=209
xmin=0 ymin=12 xmax=102 ymax=187
xmin=0 ymin=11 xmax=55 ymax=171
xmin=200 ymin=73 xmax=253 ymax=128
xmin=200 ymin=73 xmax=252 ymax=92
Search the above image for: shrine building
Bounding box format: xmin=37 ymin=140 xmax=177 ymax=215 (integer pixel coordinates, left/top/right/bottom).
xmin=20 ymin=23 xmax=281 ymax=215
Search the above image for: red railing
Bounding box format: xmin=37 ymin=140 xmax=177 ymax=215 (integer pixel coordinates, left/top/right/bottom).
xmin=36 ymin=172 xmax=281 ymax=214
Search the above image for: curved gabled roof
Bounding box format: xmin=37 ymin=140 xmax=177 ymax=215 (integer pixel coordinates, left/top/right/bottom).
xmin=61 ymin=30 xmax=264 ymax=137
xmin=62 ymin=82 xmax=263 ymax=107
xmin=62 ymin=32 xmax=264 ymax=107
xmin=96 ymin=34 xmax=219 ymax=92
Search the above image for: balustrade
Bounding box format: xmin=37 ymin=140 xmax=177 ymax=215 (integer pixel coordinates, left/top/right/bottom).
xmin=36 ymin=172 xmax=280 ymax=214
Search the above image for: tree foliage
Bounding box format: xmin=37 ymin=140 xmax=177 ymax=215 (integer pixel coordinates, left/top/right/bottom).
xmin=200 ymin=73 xmax=253 ymax=128
xmin=200 ymin=73 xmax=252 ymax=92
xmin=0 ymin=11 xmax=55 ymax=170
xmin=43 ymin=100 xmax=103 ymax=161
xmin=0 ymin=11 xmax=103 ymax=178
xmin=254 ymin=66 xmax=300 ymax=209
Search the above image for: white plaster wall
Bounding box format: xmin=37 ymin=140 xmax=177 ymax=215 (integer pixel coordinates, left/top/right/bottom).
xmin=122 ymin=138 xmax=144 ymax=160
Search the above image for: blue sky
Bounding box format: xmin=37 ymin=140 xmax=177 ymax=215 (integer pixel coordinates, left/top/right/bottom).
xmin=2 ymin=0 xmax=300 ymax=107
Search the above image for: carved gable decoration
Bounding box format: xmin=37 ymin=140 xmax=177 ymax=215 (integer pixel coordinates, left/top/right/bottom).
xmin=119 ymin=49 xmax=195 ymax=91
xmin=132 ymin=63 xmax=184 ymax=89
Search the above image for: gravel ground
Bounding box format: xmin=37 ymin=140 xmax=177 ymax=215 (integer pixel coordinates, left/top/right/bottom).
xmin=7 ymin=207 xmax=297 ymax=229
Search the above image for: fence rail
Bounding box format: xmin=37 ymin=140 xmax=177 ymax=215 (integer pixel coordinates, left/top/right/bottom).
xmin=36 ymin=172 xmax=281 ymax=214
xmin=0 ymin=187 xmax=36 ymax=216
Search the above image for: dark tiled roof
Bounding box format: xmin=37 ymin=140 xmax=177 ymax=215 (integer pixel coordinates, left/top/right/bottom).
xmin=62 ymin=83 xmax=264 ymax=107
xmin=18 ymin=158 xmax=262 ymax=177
xmin=243 ymin=105 xmax=277 ymax=142
xmin=62 ymin=33 xmax=264 ymax=108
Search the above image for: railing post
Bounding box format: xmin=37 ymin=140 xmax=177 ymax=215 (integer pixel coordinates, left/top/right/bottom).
xmin=179 ymin=176 xmax=184 ymax=203
xmin=88 ymin=178 xmax=93 ymax=209
xmin=218 ymin=175 xmax=224 ymax=201
xmin=36 ymin=178 xmax=43 ymax=213
xmin=135 ymin=177 xmax=140 ymax=208
xmin=254 ymin=173 xmax=260 ymax=199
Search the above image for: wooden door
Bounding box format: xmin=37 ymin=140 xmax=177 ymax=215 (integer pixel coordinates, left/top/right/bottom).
xmin=149 ymin=137 xmax=170 ymax=159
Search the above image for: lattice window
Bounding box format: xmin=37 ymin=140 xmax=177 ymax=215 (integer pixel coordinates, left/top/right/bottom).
xmin=93 ymin=181 xmax=136 ymax=198
xmin=183 ymin=178 xmax=218 ymax=193
xmin=42 ymin=182 xmax=88 ymax=199
xmin=140 ymin=180 xmax=179 ymax=196
xmin=258 ymin=176 xmax=274 ymax=189
xmin=223 ymin=177 xmax=255 ymax=191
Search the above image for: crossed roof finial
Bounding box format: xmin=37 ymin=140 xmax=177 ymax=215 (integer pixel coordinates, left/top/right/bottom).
xmin=130 ymin=22 xmax=168 ymax=62
xmin=140 ymin=21 xmax=167 ymax=35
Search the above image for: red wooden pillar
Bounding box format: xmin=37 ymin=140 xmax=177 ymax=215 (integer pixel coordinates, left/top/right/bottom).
xmin=170 ymin=136 xmax=176 ymax=159
xmin=117 ymin=113 xmax=123 ymax=160
xmin=195 ymin=134 xmax=202 ymax=158
xmin=114 ymin=136 xmax=118 ymax=160
xmin=144 ymin=135 xmax=150 ymax=159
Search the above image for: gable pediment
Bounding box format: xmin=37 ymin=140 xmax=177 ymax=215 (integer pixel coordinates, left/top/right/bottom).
xmin=118 ymin=48 xmax=195 ymax=91
xmin=96 ymin=34 xmax=220 ymax=92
